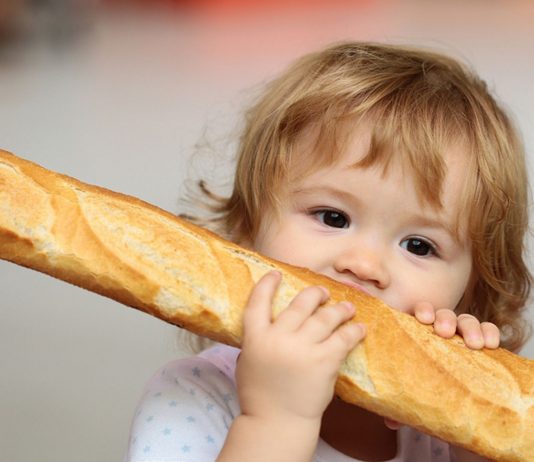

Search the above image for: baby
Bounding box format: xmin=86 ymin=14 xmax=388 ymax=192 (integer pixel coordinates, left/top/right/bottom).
xmin=126 ymin=42 xmax=531 ymax=462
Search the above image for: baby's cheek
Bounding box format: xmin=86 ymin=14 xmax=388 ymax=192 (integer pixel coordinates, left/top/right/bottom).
xmin=379 ymin=287 xmax=417 ymax=315
xmin=383 ymin=277 xmax=458 ymax=315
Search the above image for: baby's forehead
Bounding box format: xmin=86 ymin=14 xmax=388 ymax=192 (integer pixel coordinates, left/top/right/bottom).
xmin=286 ymin=124 xmax=471 ymax=237
xmin=290 ymin=119 xmax=468 ymax=195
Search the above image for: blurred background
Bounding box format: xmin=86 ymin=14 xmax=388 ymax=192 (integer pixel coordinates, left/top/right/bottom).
xmin=1 ymin=1 xmax=533 ymax=461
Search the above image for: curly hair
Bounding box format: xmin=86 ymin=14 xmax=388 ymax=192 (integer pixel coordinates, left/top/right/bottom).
xmin=187 ymin=42 xmax=531 ymax=352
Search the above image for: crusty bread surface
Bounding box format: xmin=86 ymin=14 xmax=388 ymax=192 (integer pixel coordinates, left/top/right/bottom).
xmin=0 ymin=149 xmax=533 ymax=461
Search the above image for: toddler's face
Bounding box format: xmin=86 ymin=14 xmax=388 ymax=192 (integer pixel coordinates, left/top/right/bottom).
xmin=252 ymin=127 xmax=472 ymax=314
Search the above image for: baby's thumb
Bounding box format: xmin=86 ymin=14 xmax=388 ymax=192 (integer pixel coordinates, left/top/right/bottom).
xmin=384 ymin=418 xmax=402 ymax=430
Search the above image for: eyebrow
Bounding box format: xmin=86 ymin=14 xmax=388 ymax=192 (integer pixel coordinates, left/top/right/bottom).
xmin=407 ymin=216 xmax=457 ymax=239
xmin=292 ymin=185 xmax=459 ymax=240
xmin=292 ymin=185 xmax=362 ymax=206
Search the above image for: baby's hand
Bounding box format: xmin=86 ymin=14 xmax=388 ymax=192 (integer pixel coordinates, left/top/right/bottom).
xmin=236 ymin=271 xmax=366 ymax=426
xmin=385 ymin=303 xmax=500 ymax=431
xmin=413 ymin=302 xmax=500 ymax=350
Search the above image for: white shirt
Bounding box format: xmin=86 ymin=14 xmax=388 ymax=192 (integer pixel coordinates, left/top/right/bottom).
xmin=124 ymin=344 xmax=451 ymax=462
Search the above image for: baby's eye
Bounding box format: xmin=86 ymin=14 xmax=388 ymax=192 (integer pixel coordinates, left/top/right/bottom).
xmin=400 ymin=237 xmax=437 ymax=257
xmin=314 ymin=209 xmax=350 ymax=229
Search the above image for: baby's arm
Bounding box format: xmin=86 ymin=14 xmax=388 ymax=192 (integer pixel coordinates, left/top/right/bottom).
xmin=216 ymin=271 xmax=366 ymax=462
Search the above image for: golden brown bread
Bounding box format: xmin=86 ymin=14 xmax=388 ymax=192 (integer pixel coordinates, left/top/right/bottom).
xmin=0 ymin=149 xmax=533 ymax=461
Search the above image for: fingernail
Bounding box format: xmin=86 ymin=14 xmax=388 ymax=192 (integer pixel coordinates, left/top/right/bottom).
xmin=419 ymin=311 xmax=434 ymax=323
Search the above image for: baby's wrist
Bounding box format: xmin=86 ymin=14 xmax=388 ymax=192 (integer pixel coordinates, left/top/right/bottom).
xmin=237 ymin=411 xmax=322 ymax=438
xmin=220 ymin=414 xmax=321 ymax=462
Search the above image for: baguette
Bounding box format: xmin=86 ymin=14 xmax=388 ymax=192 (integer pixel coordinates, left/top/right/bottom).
xmin=0 ymin=149 xmax=533 ymax=461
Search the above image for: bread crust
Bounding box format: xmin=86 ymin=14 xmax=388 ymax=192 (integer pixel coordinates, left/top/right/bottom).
xmin=1 ymin=149 xmax=533 ymax=461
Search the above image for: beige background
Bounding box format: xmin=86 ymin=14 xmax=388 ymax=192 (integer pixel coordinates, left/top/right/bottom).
xmin=1 ymin=1 xmax=533 ymax=461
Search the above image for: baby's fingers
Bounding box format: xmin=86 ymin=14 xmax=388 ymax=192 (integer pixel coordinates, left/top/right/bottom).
xmin=243 ymin=270 xmax=282 ymax=338
xmin=456 ymin=314 xmax=485 ymax=350
xmin=432 ymin=309 xmax=457 ymax=339
xmin=300 ymin=302 xmax=355 ymax=341
xmin=481 ymin=322 xmax=500 ymax=349
xmin=457 ymin=315 xmax=500 ymax=349
xmin=384 ymin=418 xmax=402 ymax=430
xmin=322 ymin=321 xmax=366 ymax=360
xmin=413 ymin=301 xmax=436 ymax=324
xmin=275 ymin=285 xmax=330 ymax=331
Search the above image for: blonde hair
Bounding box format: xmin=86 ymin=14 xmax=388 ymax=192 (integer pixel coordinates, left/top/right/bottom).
xmin=190 ymin=42 xmax=531 ymax=352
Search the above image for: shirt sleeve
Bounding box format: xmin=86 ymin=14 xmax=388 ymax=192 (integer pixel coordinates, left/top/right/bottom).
xmin=124 ymin=354 xmax=240 ymax=462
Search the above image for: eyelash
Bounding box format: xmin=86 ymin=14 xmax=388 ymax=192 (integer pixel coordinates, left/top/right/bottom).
xmin=400 ymin=237 xmax=439 ymax=258
xmin=311 ymin=209 xmax=440 ymax=258
xmin=311 ymin=208 xmax=350 ymax=229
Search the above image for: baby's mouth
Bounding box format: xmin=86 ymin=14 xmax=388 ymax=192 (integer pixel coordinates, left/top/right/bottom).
xmin=337 ymin=279 xmax=372 ymax=296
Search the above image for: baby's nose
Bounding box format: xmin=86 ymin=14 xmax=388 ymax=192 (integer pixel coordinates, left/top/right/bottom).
xmin=334 ymin=243 xmax=390 ymax=289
